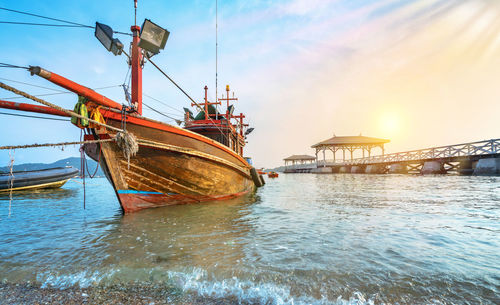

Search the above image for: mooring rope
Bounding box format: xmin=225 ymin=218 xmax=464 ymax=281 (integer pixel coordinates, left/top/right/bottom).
xmin=79 ymin=137 xmax=86 ymax=210
xmin=85 ymin=141 xmax=102 ymax=178
xmin=8 ymin=149 xmax=14 ymax=217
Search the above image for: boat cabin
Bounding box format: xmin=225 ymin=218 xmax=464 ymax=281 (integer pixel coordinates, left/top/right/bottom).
xmin=184 ymin=85 xmax=252 ymax=156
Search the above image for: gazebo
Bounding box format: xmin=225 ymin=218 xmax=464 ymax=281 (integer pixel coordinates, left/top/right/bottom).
xmin=283 ymin=155 xmax=316 ymax=169
xmin=311 ymin=135 xmax=390 ymax=164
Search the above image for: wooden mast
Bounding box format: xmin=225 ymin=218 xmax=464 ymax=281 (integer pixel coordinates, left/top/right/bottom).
xmin=130 ymin=0 xmax=142 ymax=115
xmin=130 ymin=25 xmax=142 ymax=115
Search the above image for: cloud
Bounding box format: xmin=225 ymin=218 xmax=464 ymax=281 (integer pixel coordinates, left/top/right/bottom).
xmin=2 ymin=0 xmax=500 ymax=168
xmin=279 ymin=0 xmax=334 ymax=16
xmin=232 ymin=0 xmax=500 ymax=167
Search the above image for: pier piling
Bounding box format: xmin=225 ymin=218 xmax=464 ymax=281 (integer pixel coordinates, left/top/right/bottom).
xmin=388 ymin=163 xmax=408 ymax=174
xmin=421 ymin=161 xmax=446 ymax=175
xmin=473 ymin=157 xmax=500 ymax=175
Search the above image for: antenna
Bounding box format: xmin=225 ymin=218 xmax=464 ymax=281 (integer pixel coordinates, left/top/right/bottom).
xmin=134 ymin=0 xmax=138 ymax=26
xmin=215 ymin=0 xmax=218 ymax=108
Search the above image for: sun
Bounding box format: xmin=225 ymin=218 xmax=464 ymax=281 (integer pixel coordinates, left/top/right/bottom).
xmin=379 ymin=113 xmax=400 ymax=136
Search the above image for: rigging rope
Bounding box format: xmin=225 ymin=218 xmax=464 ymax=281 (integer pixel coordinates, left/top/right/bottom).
xmin=143 ymin=93 xmax=184 ymax=114
xmin=142 ymin=102 xmax=182 ymax=124
xmin=0 ymin=82 xmax=139 ymax=166
xmin=0 ymin=138 xmax=114 ymax=150
xmin=147 ymin=57 xmax=201 ymax=111
xmin=0 ymin=81 xmax=122 ymax=132
xmin=0 ymin=111 xmax=69 ymax=121
xmin=146 ymin=56 xmax=231 ymax=143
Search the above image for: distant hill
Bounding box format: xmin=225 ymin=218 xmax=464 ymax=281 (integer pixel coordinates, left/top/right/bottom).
xmin=264 ymin=165 xmax=286 ymax=173
xmin=0 ymin=157 xmax=104 ymax=177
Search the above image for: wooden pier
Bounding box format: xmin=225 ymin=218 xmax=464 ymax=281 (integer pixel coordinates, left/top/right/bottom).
xmin=322 ymin=138 xmax=500 ymax=175
xmin=285 ymin=138 xmax=500 ymax=175
xmin=283 ymin=155 xmax=316 ymax=173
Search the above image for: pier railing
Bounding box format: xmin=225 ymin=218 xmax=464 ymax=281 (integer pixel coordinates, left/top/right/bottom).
xmin=340 ymin=138 xmax=500 ymax=165
xmin=285 ymin=163 xmax=317 ymax=170
xmin=317 ymin=160 xmax=344 ymax=167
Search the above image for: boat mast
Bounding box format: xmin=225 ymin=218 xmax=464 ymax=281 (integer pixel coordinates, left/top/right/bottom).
xmin=219 ymin=85 xmax=238 ymax=119
xmin=215 ymin=0 xmax=218 ymax=114
xmin=204 ymin=85 xmax=209 ymax=120
xmin=131 ymin=0 xmax=142 ymax=115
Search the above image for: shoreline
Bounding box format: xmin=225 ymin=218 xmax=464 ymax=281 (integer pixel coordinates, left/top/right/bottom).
xmin=0 ymin=282 xmax=240 ymax=305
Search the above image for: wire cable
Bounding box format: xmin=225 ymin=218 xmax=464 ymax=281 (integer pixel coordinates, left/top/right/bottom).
xmin=0 ymin=7 xmax=132 ymax=35
xmin=0 ymin=83 xmax=122 ymax=100
xmin=143 ymin=93 xmax=184 ymax=114
xmin=0 ymin=77 xmax=67 ymax=92
xmin=0 ymin=7 xmax=93 ymax=28
xmin=142 ymin=102 xmax=182 ymax=124
xmin=0 ymin=21 xmax=89 ymax=27
xmin=147 ymin=56 xmax=231 ymax=142
xmin=0 ymin=111 xmax=69 ymax=121
xmin=147 ymin=57 xmax=207 ymax=114
xmin=1 ymin=92 xmax=74 ymax=100
xmin=0 ymin=63 xmax=29 ymax=69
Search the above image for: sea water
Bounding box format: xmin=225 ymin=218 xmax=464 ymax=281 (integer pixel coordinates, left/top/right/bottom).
xmin=0 ymin=174 xmax=499 ymax=304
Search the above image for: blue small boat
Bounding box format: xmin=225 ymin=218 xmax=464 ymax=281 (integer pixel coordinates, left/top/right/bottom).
xmin=0 ymin=167 xmax=79 ymax=192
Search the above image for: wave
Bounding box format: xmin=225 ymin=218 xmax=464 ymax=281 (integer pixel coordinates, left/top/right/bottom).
xmin=35 ymin=267 xmax=376 ymax=305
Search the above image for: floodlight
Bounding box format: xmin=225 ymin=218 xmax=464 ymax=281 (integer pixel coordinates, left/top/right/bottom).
xmin=183 ymin=107 xmax=194 ymax=119
xmin=95 ymin=22 xmax=123 ymax=56
xmin=245 ymin=127 xmax=254 ymax=136
xmin=110 ymin=39 xmax=123 ymax=55
xmin=227 ymin=105 xmax=234 ymax=117
xmin=139 ymin=19 xmax=169 ymax=55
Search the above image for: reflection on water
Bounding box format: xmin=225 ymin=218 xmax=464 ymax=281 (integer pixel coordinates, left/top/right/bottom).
xmin=0 ymin=185 xmax=77 ymax=201
xmin=0 ymin=175 xmax=499 ymax=304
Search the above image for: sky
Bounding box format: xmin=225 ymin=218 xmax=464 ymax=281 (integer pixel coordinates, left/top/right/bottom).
xmin=1 ymin=0 xmax=499 ymax=168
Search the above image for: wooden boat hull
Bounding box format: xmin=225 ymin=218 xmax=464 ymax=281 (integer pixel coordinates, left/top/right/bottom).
xmin=0 ymin=167 xmax=79 ymax=192
xmin=86 ymin=115 xmax=255 ymax=213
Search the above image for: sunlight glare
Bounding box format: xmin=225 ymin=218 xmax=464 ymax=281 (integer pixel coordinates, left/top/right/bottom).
xmin=379 ymin=113 xmax=400 ymax=136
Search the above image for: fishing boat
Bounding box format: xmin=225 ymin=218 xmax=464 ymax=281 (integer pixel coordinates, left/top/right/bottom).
xmin=0 ymin=2 xmax=260 ymax=212
xmin=267 ymin=172 xmax=279 ymax=178
xmin=0 ymin=167 xmax=79 ymax=192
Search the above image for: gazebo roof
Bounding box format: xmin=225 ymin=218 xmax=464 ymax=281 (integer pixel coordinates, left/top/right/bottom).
xmin=311 ymin=135 xmax=390 ymax=148
xmin=283 ymin=154 xmax=316 ymax=161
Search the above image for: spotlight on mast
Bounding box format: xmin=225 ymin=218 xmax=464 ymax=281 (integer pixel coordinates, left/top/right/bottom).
xmin=95 ymin=22 xmax=124 ymax=56
xmin=138 ymin=19 xmax=170 ymax=56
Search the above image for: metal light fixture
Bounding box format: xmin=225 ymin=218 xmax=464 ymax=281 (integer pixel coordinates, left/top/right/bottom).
xmin=227 ymin=105 xmax=234 ymax=117
xmin=138 ymin=19 xmax=169 ymax=55
xmin=183 ymin=107 xmax=194 ymax=119
xmin=95 ymin=22 xmax=123 ymax=56
xmin=245 ymin=128 xmax=254 ymax=136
